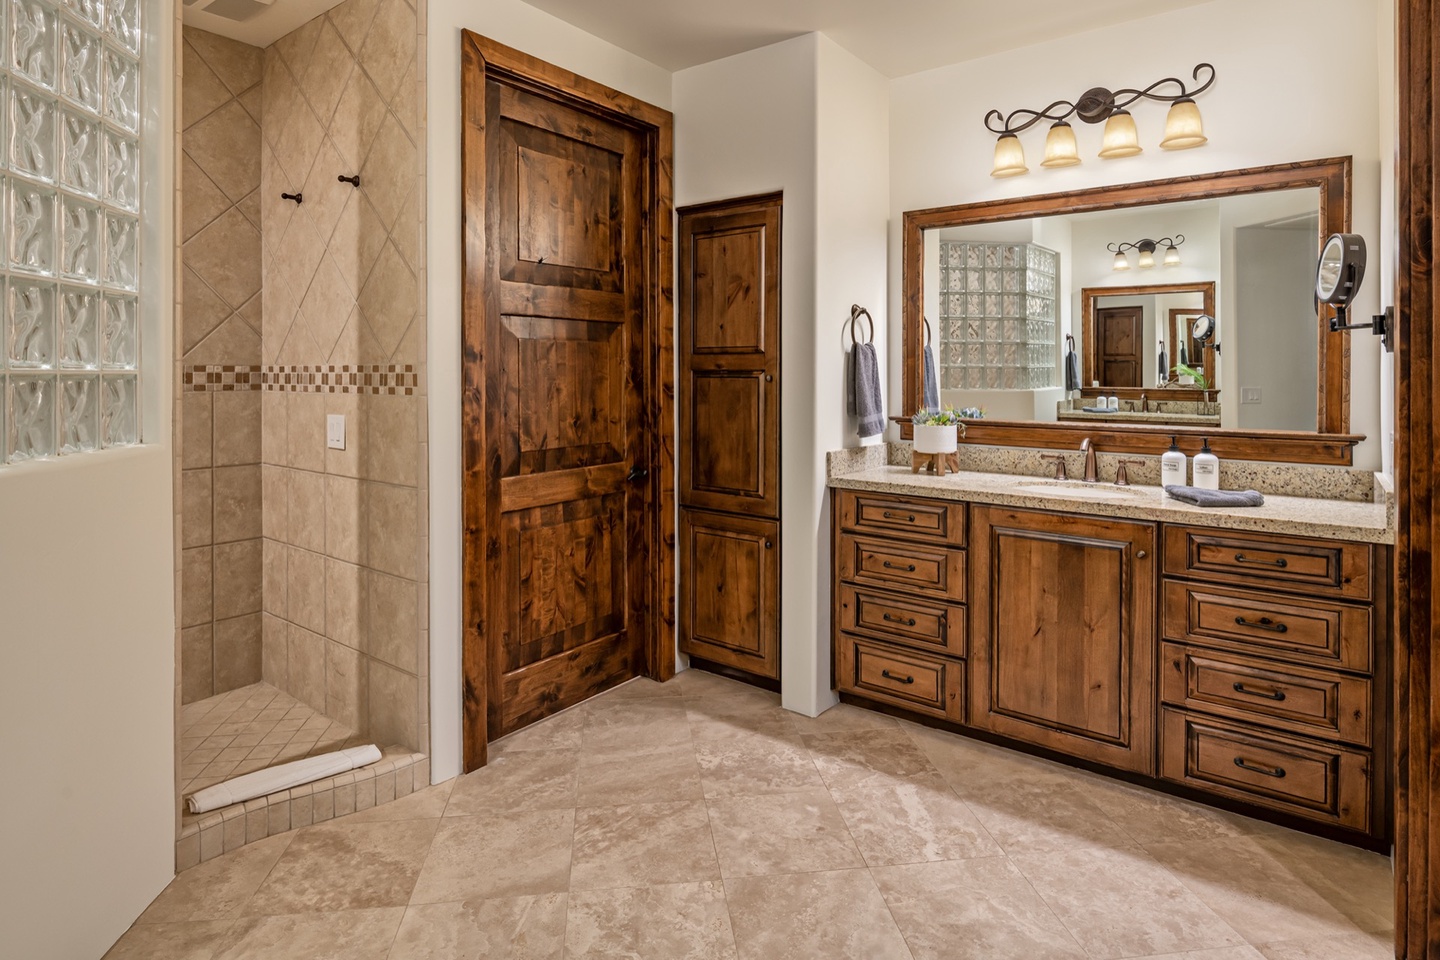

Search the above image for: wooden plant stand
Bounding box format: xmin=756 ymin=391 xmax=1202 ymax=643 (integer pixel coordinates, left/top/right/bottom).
xmin=911 ymin=450 xmax=961 ymax=476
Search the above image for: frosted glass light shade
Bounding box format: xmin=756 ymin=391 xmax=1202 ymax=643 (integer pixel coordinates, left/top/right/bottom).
xmin=1137 ymin=248 xmax=1155 ymax=269
xmin=1041 ymin=122 xmax=1080 ymax=167
xmin=1098 ymin=110 xmax=1142 ymax=158
xmin=991 ymin=134 xmax=1028 ymax=178
xmin=1161 ymin=98 xmax=1208 ymax=149
xmin=1112 ymin=252 xmax=1130 ymax=271
xmin=1164 ymin=242 xmax=1182 ymax=266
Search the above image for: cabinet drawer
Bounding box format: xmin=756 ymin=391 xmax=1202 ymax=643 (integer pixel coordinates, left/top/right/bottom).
xmin=1161 ymin=643 xmax=1372 ymax=746
xmin=1163 ymin=526 xmax=1372 ymax=601
xmin=838 ymin=533 xmax=966 ymax=601
xmin=838 ymin=584 xmax=966 ymax=657
xmin=1162 ymin=580 xmax=1372 ymax=673
xmin=838 ymin=490 xmax=965 ymax=546
xmin=837 ymin=634 xmax=964 ymax=721
xmin=1160 ymin=709 xmax=1372 ymax=832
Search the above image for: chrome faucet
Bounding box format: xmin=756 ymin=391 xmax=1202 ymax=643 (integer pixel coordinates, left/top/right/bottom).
xmin=1079 ymin=437 xmax=1099 ymax=483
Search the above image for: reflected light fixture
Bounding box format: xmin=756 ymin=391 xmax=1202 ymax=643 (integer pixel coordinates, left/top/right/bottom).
xmin=984 ymin=63 xmax=1214 ymax=177
xmin=1108 ymin=235 xmax=1185 ymax=271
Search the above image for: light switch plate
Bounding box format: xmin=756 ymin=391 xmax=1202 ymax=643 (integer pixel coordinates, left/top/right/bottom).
xmin=1241 ymin=387 xmax=1262 ymax=404
xmin=327 ymin=414 xmax=346 ymax=450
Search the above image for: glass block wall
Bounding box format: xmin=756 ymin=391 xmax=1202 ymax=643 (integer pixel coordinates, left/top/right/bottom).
xmin=938 ymin=241 xmax=1057 ymax=390
xmin=0 ymin=0 xmax=141 ymax=464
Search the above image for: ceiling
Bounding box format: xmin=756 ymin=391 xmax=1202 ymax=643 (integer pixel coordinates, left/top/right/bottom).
xmin=515 ymin=0 xmax=1216 ymax=77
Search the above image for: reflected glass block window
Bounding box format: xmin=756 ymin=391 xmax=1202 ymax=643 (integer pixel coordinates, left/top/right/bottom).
xmin=937 ymin=241 xmax=1058 ymax=392
xmin=1 ymin=0 xmax=139 ymax=464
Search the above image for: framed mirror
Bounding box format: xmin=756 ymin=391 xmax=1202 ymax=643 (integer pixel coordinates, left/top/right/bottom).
xmin=902 ymin=158 xmax=1360 ymax=464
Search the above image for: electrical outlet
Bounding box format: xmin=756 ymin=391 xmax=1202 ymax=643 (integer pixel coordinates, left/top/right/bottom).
xmin=326 ymin=414 xmax=346 ymax=450
xmin=1241 ymin=387 xmax=1262 ymax=404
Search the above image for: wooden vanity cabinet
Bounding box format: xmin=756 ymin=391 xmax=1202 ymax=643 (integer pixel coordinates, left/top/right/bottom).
xmin=969 ymin=506 xmax=1157 ymax=775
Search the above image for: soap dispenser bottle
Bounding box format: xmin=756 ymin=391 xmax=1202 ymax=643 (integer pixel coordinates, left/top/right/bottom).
xmin=1160 ymin=436 xmax=1187 ymax=491
xmin=1193 ymin=438 xmax=1220 ymax=490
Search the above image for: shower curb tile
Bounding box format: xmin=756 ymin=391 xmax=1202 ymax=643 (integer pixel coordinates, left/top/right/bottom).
xmin=376 ymin=770 xmax=396 ymax=804
xmin=312 ymin=788 xmax=334 ymax=823
xmin=335 ymin=781 xmax=357 ymax=817
xmin=200 ymin=824 xmax=224 ymax=862
xmin=224 ymin=815 xmax=247 ymax=853
xmin=268 ymin=799 xmax=291 ymax=834
xmin=355 ymin=776 xmax=377 ymax=811
xmin=176 ymin=831 xmax=201 ymax=872
xmin=395 ymin=764 xmax=414 ymax=797
xmin=291 ymin=791 xmax=314 ymax=828
xmin=246 ymin=804 xmax=269 ymax=842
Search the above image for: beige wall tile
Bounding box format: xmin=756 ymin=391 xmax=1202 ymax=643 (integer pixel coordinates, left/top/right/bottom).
xmin=364 ymin=394 xmax=415 ymax=486
xmin=365 ymin=569 xmax=416 ymax=673
xmin=357 ymin=239 xmax=415 ymax=357
xmin=215 ymin=613 xmax=264 ymax=691
xmin=187 ymin=207 xmax=263 ymax=311
xmin=182 ymin=625 xmax=215 ymax=704
xmin=369 ymin=659 xmax=417 ymax=751
xmin=214 ymin=538 xmax=263 ymax=619
xmin=186 ymin=312 xmax=261 ymax=367
xmin=185 ymin=27 xmax=262 ymax=97
xmin=323 ymin=392 xmax=363 ymax=478
xmin=287 ymin=545 xmax=326 ymax=636
xmin=213 ymin=391 xmax=262 ymax=466
xmin=261 ymin=464 xmax=289 ymax=542
xmin=326 ymin=640 xmax=367 ymax=731
xmin=182 ymin=546 xmax=214 ymax=627
xmin=325 ymin=474 xmax=362 ymax=564
xmin=183 ymin=155 xmax=232 ymax=242
xmin=326 ymin=558 xmax=364 ymax=649
xmin=358 ymin=0 xmax=416 ymax=102
xmin=287 ymin=468 xmax=326 ymax=552
xmin=262 ymin=613 xmax=289 ymax=689
xmin=261 ymin=390 xmax=287 ymax=465
xmin=181 ymin=469 xmax=213 ymax=548
xmin=182 ymin=393 xmax=213 ymax=469
xmin=262 ymin=536 xmax=288 ymax=619
xmin=364 ymin=481 xmax=417 ymax=579
xmin=287 ymin=393 xmax=326 ymax=472
xmin=183 ymin=36 xmax=232 ymax=126
xmin=183 ymin=265 xmax=230 ymax=355
xmin=185 ymin=100 xmax=263 ymax=203
xmin=288 ymin=623 xmax=328 ymax=713
xmin=213 ymin=464 xmax=263 ymax=543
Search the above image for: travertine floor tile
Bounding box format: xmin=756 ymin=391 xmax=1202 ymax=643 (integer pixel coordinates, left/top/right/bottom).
xmin=102 ymin=919 xmax=234 ymax=960
xmin=140 ymin=834 xmax=293 ymax=923
xmin=581 ymin=698 xmax=692 ymax=753
xmin=387 ymin=895 xmax=567 ymax=960
xmin=575 ymin=741 xmax=705 ymax=806
xmin=1256 ymin=930 xmax=1394 ymax=959
xmin=685 ymin=695 xmax=801 ymax=743
xmin=1078 ymin=773 xmax=1263 ymax=845
xmin=244 ymin=819 xmax=436 ymax=915
xmin=1249 ymin=830 xmax=1395 ymax=933
xmin=725 ymin=869 xmax=913 ymax=960
xmin=694 ymin=734 xmax=826 ymax=798
xmin=570 ymin=800 xmax=721 ymax=890
xmin=444 ymin=749 xmax=577 ymax=816
xmin=786 ymin=702 xmax=900 ymax=735
xmin=830 ymin=779 xmax=1002 ymax=865
xmin=871 ymin=857 xmax=1087 ymax=960
xmin=706 ymin=790 xmax=864 ymax=878
xmin=566 ymin=881 xmax=738 ymax=959
xmin=409 ymin=810 xmax=574 ymax=904
xmin=804 ymin=727 xmax=948 ymax=793
xmin=954 ymin=772 xmax=1134 ymax=854
xmin=213 ymin=907 xmax=403 ymax=960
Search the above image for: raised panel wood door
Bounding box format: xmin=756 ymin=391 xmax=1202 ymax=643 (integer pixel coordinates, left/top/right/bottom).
xmin=678 ymin=194 xmax=782 ymax=678
xmin=970 ymin=505 xmax=1157 ymax=774
xmin=1098 ymin=306 xmax=1142 ymax=388
xmin=482 ymin=80 xmax=649 ymax=738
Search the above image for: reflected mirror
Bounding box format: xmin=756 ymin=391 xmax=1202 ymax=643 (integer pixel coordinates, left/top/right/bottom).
xmin=921 ymin=188 xmax=1321 ymax=431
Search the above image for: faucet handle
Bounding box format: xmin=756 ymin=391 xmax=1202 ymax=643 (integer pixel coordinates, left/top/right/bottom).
xmin=1040 ymin=454 xmax=1068 ymax=481
xmin=1114 ymin=458 xmax=1146 ymax=486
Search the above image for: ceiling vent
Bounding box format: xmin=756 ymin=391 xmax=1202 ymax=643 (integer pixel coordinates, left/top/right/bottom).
xmin=184 ymin=0 xmax=276 ymax=22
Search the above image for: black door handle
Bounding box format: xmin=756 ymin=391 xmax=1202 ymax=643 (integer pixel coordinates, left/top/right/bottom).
xmin=881 ymin=670 xmax=915 ymax=685
xmin=1234 ymin=616 xmax=1288 ymax=633
xmin=1233 ymin=756 xmax=1286 ymax=779
xmin=626 ymin=465 xmax=649 ymax=482
xmin=1232 ymin=682 xmax=1286 ymax=702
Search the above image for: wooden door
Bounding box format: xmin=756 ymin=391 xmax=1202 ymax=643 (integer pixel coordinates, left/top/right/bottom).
xmin=1098 ymin=306 xmax=1142 ymax=387
xmin=463 ymin=36 xmax=674 ymax=752
xmin=970 ymin=505 xmax=1157 ymax=774
xmin=678 ymin=194 xmax=781 ymax=678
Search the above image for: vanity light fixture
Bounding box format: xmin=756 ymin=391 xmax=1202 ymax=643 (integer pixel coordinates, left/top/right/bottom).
xmin=985 ymin=63 xmax=1215 ymax=177
xmin=1108 ymin=235 xmax=1185 ymax=271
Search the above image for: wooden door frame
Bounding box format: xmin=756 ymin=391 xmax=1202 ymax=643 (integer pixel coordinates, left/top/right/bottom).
xmin=458 ymin=32 xmax=675 ymax=773
xmin=1080 ymin=281 xmax=1217 ymax=396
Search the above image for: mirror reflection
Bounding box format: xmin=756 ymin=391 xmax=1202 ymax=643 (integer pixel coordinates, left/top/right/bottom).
xmin=922 ymin=187 xmax=1321 ymax=431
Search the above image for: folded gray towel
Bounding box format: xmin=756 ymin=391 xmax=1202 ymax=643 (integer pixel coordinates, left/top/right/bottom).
xmin=922 ymin=343 xmax=940 ymax=412
xmin=1065 ymin=346 xmax=1080 ymax=392
xmin=1081 ymin=406 xmax=1110 ymax=413
xmin=1164 ymin=485 xmax=1265 ymax=507
xmin=852 ymin=342 xmax=885 ymax=438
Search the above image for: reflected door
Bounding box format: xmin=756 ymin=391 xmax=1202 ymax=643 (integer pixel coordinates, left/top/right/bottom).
xmin=1097 ymin=306 xmax=1143 ymax=388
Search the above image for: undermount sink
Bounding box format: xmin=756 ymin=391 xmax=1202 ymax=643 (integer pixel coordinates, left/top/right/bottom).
xmin=1012 ymin=481 xmax=1146 ymax=500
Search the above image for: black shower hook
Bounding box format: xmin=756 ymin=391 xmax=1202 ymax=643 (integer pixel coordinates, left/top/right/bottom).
xmin=338 ymin=174 xmax=361 ymax=188
xmin=281 ymin=192 xmax=303 ymax=204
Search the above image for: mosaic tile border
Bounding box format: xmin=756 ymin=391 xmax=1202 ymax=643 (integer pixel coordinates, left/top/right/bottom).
xmin=182 ymin=365 xmax=419 ymax=395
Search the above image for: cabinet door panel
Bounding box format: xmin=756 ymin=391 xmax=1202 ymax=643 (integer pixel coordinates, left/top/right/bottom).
xmin=680 ymin=509 xmax=779 ymax=678
xmin=970 ymin=506 xmax=1156 ymax=775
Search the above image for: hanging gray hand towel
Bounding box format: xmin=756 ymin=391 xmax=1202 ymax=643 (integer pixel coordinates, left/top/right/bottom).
xmin=1065 ymin=344 xmax=1080 ymax=392
xmin=922 ymin=343 xmax=940 ymax=412
xmin=1164 ymin=485 xmax=1265 ymax=507
xmin=852 ymin=342 xmax=886 ymax=438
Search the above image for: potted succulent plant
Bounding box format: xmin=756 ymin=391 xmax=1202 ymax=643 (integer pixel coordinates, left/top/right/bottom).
xmin=911 ymin=407 xmax=968 ymax=454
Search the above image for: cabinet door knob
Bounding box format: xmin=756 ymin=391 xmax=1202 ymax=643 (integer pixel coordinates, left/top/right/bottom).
xmin=764 ymin=540 xmax=773 ymax=549
xmin=765 ymin=374 xmax=774 ymax=382
xmin=1136 ymin=550 xmax=1148 ymax=559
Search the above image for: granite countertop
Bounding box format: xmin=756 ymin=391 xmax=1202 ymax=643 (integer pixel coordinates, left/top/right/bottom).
xmin=828 ymin=464 xmax=1394 ymax=545
xmin=1057 ymin=409 xmax=1222 ymax=426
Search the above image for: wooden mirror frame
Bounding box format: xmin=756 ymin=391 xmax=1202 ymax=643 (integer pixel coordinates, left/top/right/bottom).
xmin=901 ymin=157 xmax=1361 ymax=465
xmin=1081 ymin=281 xmax=1217 ymax=400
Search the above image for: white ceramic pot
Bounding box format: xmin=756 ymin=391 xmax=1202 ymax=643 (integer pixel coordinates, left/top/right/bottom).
xmin=913 ymin=423 xmax=958 ymax=454
xmin=1178 ymin=375 xmax=1196 ymax=385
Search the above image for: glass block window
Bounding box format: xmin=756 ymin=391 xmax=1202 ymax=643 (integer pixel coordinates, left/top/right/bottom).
xmin=0 ymin=0 xmax=140 ymax=464
xmin=938 ymin=241 xmax=1058 ymax=391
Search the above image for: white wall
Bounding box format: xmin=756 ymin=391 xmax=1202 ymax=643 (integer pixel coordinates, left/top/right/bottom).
xmin=888 ymin=0 xmax=1385 ymax=467
xmin=425 ymin=0 xmax=673 ymax=782
xmin=0 ymin=1 xmax=178 ymax=953
xmin=1235 ymin=224 xmax=1318 ymax=430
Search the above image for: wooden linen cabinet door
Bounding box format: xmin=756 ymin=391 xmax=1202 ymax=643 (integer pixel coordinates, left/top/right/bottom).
xmin=970 ymin=505 xmax=1158 ymax=775
xmin=678 ymin=194 xmax=782 ymax=678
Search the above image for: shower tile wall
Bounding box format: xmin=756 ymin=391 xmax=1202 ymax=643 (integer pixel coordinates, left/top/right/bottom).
xmin=179 ymin=29 xmax=264 ymax=704
xmin=257 ymin=0 xmax=427 ymax=753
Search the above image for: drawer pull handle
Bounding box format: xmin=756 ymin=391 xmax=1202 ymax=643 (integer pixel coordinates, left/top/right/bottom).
xmin=882 ymin=561 xmax=918 ymax=572
xmin=1234 ymin=616 xmax=1288 ymax=634
xmin=883 ymin=511 xmax=917 ymax=522
xmin=1232 ymin=682 xmax=1287 ymax=702
xmin=1234 ymin=553 xmax=1288 ymax=568
xmin=1233 ymin=756 xmax=1286 ymax=779
xmin=882 ymin=613 xmax=918 ymax=627
xmin=881 ymin=669 xmax=915 ymax=685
